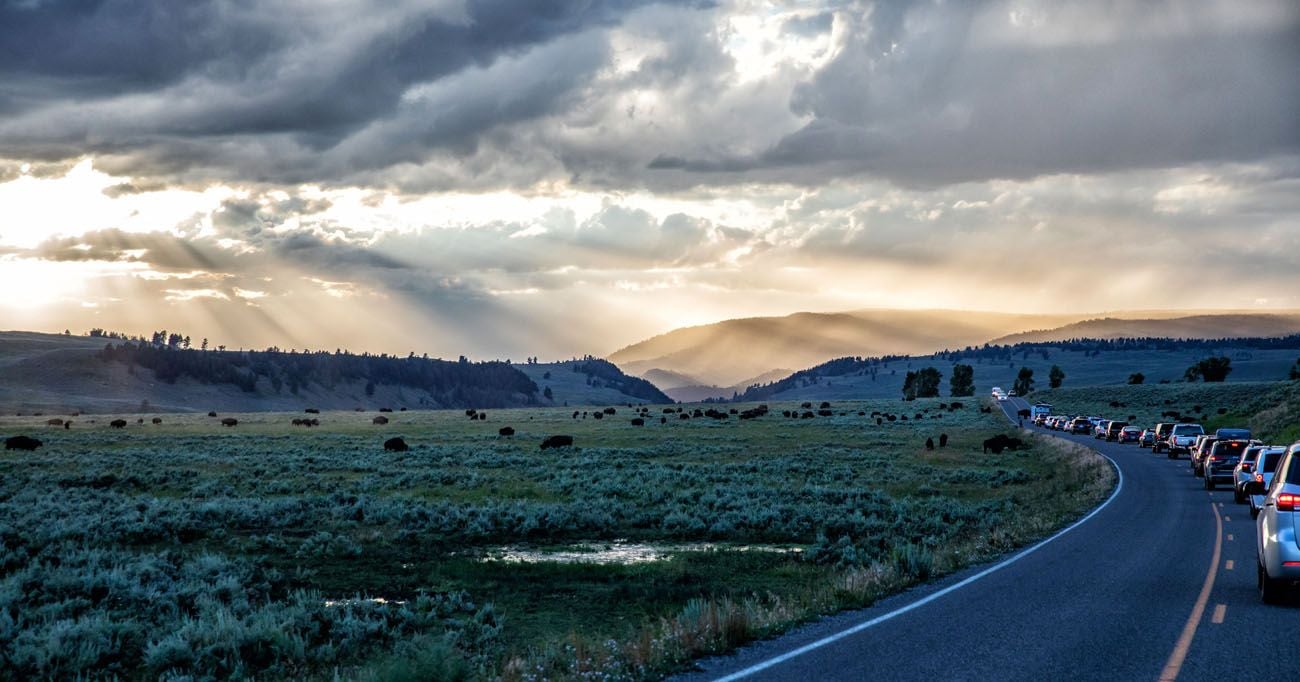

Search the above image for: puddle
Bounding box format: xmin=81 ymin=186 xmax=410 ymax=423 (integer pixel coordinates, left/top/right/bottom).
xmin=480 ymin=541 xmax=802 ymax=565
xmin=323 ymin=597 xmax=406 ymax=608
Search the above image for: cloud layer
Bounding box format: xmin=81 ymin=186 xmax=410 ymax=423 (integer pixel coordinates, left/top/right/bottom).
xmin=0 ymin=1 xmax=1297 ymax=358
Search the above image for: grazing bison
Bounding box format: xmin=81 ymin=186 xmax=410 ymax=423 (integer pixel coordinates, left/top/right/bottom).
xmin=306 ymin=408 xmax=320 ymax=414
xmin=801 ymin=411 xmax=815 ymax=419
xmin=876 ymin=418 xmax=883 ymax=425
xmin=679 ymin=413 xmax=690 ymax=420
xmin=660 ymin=417 xmax=667 ymax=424
xmin=110 ymin=419 xmax=127 ymax=428
xmin=379 ymin=407 xmax=393 ymax=413
xmin=939 ymin=433 xmax=949 ymax=447
xmin=817 ymin=409 xmax=833 ymax=417
xmin=137 ymin=418 xmax=144 ymax=424
xmin=383 ymin=437 xmax=409 ymax=452
xmin=372 ymin=416 xmax=389 ymax=425
xmin=292 ymin=419 xmax=304 ymax=426
xmin=573 ymin=411 xmax=580 ymax=419
xmin=925 ymin=437 xmax=935 ymax=450
xmin=593 ymin=412 xmax=604 ymax=420
xmin=208 ymin=411 xmax=218 ymax=417
xmin=820 ymin=401 xmax=831 ymax=409
xmin=630 ymin=418 xmax=645 ymax=426
xmin=603 ymin=407 xmax=616 ymax=415
xmin=949 ymin=402 xmax=964 ymax=410
xmin=801 ymin=402 xmax=813 ymax=409
xmin=982 ymin=434 xmax=1025 ymax=454
xmin=540 ymin=435 xmax=574 ymax=449
xmin=498 ymin=427 xmax=515 ymax=437
xmin=5 ymin=435 xmax=42 ymax=451
xmin=46 ymin=418 xmax=64 ymax=426
xmin=64 ymin=422 xmax=70 ymax=429
xmin=152 ymin=417 xmax=162 ymax=425
xmin=478 ymin=412 xmax=487 ymax=420
xmin=466 ymin=409 xmax=478 ymax=418
xmin=221 ymin=418 xmax=238 ymax=427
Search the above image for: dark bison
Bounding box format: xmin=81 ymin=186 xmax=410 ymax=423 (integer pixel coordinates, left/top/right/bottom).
xmin=208 ymin=411 xmax=218 ymax=417
xmin=379 ymin=407 xmax=393 ymax=413
xmin=660 ymin=417 xmax=667 ymax=424
xmin=939 ymin=433 xmax=949 ymax=447
xmin=152 ymin=417 xmax=162 ymax=424
xmin=592 ymin=412 xmax=604 ymax=420
xmin=630 ymin=418 xmax=645 ymax=426
xmin=5 ymin=436 xmax=42 ymax=451
xmin=982 ymin=434 xmax=1025 ymax=454
xmin=466 ymin=409 xmax=478 ymax=418
xmin=384 ymin=437 xmax=409 ymax=452
xmin=679 ymin=413 xmax=690 ymax=420
xmin=46 ymin=418 xmax=64 ymax=426
xmin=372 ymin=415 xmax=389 ymax=425
xmin=925 ymin=437 xmax=935 ymax=450
xmin=817 ymin=409 xmax=833 ymax=417
xmin=306 ymin=408 xmax=320 ymax=414
xmin=498 ymin=427 xmax=515 ymax=437
xmin=949 ymin=402 xmax=964 ymax=410
xmin=540 ymin=435 xmax=574 ymax=449
xmin=603 ymin=407 xmax=616 ymax=415
xmin=110 ymin=419 xmax=127 ymax=428
xmin=221 ymin=418 xmax=238 ymax=427
xmin=477 ymin=412 xmax=487 ymax=420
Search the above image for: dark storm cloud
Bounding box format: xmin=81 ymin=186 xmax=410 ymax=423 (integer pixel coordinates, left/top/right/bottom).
xmin=0 ymin=0 xmax=685 ymax=182
xmin=656 ymin=1 xmax=1300 ymax=187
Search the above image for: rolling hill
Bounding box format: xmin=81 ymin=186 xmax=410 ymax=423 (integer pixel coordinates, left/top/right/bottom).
xmin=0 ymin=331 xmax=666 ymax=414
xmin=988 ymin=314 xmax=1300 ymax=345
xmin=609 ymin=309 xmax=1101 ymax=387
xmin=732 ymin=336 xmax=1300 ymax=403
xmin=610 ymin=309 xmax=1300 ymax=389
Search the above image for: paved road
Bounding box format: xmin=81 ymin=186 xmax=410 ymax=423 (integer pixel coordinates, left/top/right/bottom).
xmin=680 ymin=397 xmax=1299 ymax=681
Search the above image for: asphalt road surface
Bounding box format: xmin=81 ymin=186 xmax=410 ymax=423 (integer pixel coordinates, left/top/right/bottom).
xmin=679 ymin=397 xmax=1299 ymax=681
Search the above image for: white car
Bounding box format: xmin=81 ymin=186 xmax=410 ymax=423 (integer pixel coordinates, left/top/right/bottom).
xmin=1244 ymin=447 xmax=1287 ymax=516
xmin=1252 ymin=443 xmax=1300 ymax=602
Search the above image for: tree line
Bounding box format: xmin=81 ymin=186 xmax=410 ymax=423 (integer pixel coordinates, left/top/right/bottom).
xmin=97 ymin=340 xmax=541 ymax=408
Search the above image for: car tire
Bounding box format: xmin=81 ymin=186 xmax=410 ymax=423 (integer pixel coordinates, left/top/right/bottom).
xmin=1250 ymin=506 xmax=1260 ymax=520
xmin=1203 ymin=476 xmax=1214 ymax=490
xmin=1259 ymin=562 xmax=1287 ymax=604
xmin=1167 ymin=451 xmax=1176 ymax=459
xmin=1234 ymin=487 xmax=1245 ymax=504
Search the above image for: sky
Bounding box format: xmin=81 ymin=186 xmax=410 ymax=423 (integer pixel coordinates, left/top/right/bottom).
xmin=0 ymin=0 xmax=1297 ymax=360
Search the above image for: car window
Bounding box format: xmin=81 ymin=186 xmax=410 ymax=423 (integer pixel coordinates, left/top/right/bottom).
xmin=1211 ymin=441 xmax=1247 ymax=457
xmin=1260 ymin=451 xmax=1284 ymax=473
xmin=1287 ymin=453 xmax=1300 ymax=486
xmin=1241 ymin=448 xmax=1261 ymax=463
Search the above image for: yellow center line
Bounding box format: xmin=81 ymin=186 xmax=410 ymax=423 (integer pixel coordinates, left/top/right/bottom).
xmin=1211 ymin=604 xmax=1226 ymax=624
xmin=1159 ymin=501 xmax=1223 ymax=681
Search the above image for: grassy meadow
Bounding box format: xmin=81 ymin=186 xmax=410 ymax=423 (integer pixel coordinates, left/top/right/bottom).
xmin=0 ymin=399 xmax=1113 ymax=680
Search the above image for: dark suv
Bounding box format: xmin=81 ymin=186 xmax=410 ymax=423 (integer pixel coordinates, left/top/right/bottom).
xmin=1070 ymin=417 xmax=1093 ymax=434
xmin=1105 ymin=421 xmax=1129 ymax=441
xmin=1152 ymin=423 xmax=1174 ymax=454
xmin=1202 ymin=440 xmax=1249 ymax=489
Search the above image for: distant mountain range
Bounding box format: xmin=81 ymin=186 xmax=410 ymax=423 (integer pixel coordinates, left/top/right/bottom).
xmin=609 ymin=309 xmax=1300 ymax=392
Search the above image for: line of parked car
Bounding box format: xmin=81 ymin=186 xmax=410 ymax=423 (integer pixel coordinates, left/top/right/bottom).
xmin=1033 ymin=411 xmax=1300 ymax=603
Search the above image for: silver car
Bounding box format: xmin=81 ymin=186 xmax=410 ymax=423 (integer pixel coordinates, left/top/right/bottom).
xmin=1246 ymin=448 xmax=1287 ymax=518
xmin=1252 ymin=443 xmax=1300 ymax=603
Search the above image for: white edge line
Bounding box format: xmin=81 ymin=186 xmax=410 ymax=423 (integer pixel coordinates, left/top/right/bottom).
xmin=712 ymin=416 xmax=1123 ymax=681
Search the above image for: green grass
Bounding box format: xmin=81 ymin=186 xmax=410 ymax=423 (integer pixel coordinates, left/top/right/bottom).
xmin=0 ymin=398 xmax=1113 ymax=680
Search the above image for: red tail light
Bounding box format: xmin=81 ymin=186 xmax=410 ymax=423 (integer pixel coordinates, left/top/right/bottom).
xmin=1241 ymin=464 xmax=1251 ymax=472
xmin=1255 ymin=473 xmax=1264 ymax=483
xmin=1278 ymin=493 xmax=1300 ymax=512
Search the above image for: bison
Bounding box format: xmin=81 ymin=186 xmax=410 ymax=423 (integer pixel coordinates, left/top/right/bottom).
xmin=110 ymin=419 xmax=127 ymax=428
xmin=208 ymin=411 xmax=218 ymax=417
xmin=46 ymin=418 xmax=64 ymax=426
xmin=939 ymin=433 xmax=949 ymax=447
xmin=540 ymin=435 xmax=574 ymax=449
xmin=925 ymin=437 xmax=935 ymax=450
xmin=384 ymin=437 xmax=409 ymax=452
xmin=151 ymin=417 xmax=162 ymax=425
xmin=372 ymin=416 xmax=389 ymax=425
xmin=498 ymin=427 xmax=515 ymax=437
xmin=982 ymin=434 xmax=1025 ymax=454
xmin=593 ymin=412 xmax=604 ymax=420
xmin=5 ymin=435 xmax=42 ymax=451
xmin=603 ymin=407 xmax=616 ymax=415
xmin=379 ymin=407 xmax=393 ymax=413
xmin=630 ymin=418 xmax=645 ymax=426
xmin=306 ymin=408 xmax=320 ymax=414
xmin=221 ymin=418 xmax=238 ymax=427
